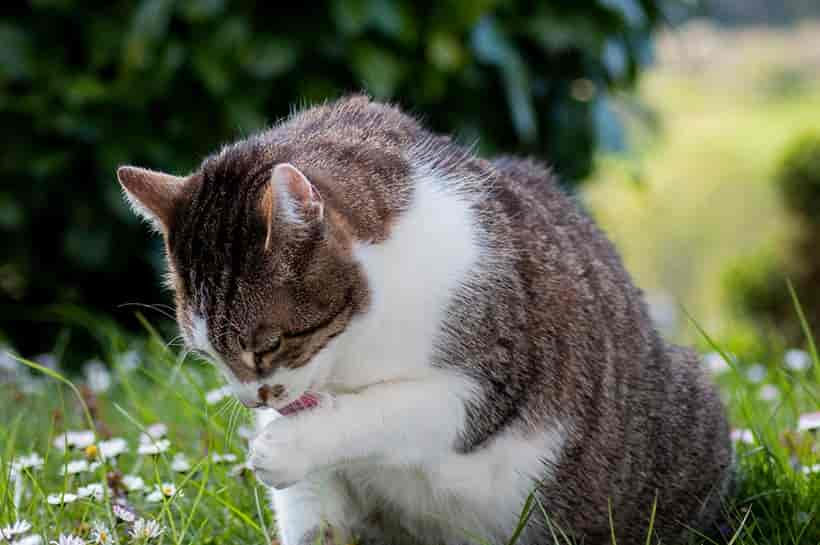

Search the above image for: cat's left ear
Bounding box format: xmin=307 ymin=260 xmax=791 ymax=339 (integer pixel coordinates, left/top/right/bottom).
xmin=117 ymin=166 xmax=187 ymax=232
xmin=262 ymin=163 xmax=324 ymax=249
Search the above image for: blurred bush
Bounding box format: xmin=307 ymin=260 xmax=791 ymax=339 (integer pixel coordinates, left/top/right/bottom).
xmin=723 ymin=132 xmax=820 ymax=343
xmin=1 ymin=0 xmax=669 ymax=351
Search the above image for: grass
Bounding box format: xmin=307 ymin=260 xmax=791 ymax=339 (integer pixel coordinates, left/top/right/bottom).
xmin=0 ymin=307 xmax=818 ymax=545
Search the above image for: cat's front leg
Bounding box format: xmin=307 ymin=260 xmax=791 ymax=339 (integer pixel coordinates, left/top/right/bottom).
xmin=271 ymin=472 xmax=358 ymax=545
xmin=250 ymin=376 xmax=468 ymax=485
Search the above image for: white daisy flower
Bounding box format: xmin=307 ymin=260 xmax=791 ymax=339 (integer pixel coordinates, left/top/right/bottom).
xmin=11 ymin=452 xmax=45 ymax=475
xmin=205 ymin=385 xmax=231 ymax=405
xmin=112 ymin=503 xmax=136 ymax=522
xmin=139 ymin=424 xmax=167 ymax=444
xmin=730 ymin=428 xmax=755 ymax=444
xmin=784 ymin=349 xmax=811 ymax=372
xmin=145 ymin=482 xmax=178 ymax=502
xmin=89 ymin=522 xmax=113 ymax=545
xmin=54 ymin=430 xmax=95 ymax=451
xmin=137 ymin=439 xmax=170 ymax=456
xmin=703 ymin=352 xmax=731 ymax=374
xmin=98 ymin=438 xmax=128 ymax=460
xmin=170 ymin=453 xmax=191 ymax=473
xmin=17 ymin=535 xmax=44 ymax=545
xmin=60 ymin=460 xmax=90 ymax=475
xmin=745 ymin=363 xmax=766 ymax=384
xmin=802 ymin=464 xmax=820 ymax=475
xmin=50 ymin=534 xmax=85 ymax=545
xmin=0 ymin=347 xmax=17 ymax=372
xmin=83 ymin=359 xmax=112 ymax=394
xmin=1 ymin=520 xmax=32 ymax=539
xmin=758 ymin=384 xmax=780 ymax=402
xmin=129 ymin=518 xmax=163 ymax=541
xmin=211 ymin=452 xmax=237 ymax=464
xmin=46 ymin=492 xmax=78 ymax=505
xmin=236 ymin=425 xmax=254 ymax=441
xmin=77 ymin=483 xmax=106 ymax=501
xmin=34 ymin=353 xmax=58 ymax=370
xmin=122 ymin=474 xmax=145 ymax=492
xmin=144 ymin=488 xmax=163 ymax=503
xmin=797 ymin=411 xmax=820 ymax=433
xmin=229 ymin=461 xmax=253 ymax=477
xmin=118 ymin=350 xmax=140 ymax=372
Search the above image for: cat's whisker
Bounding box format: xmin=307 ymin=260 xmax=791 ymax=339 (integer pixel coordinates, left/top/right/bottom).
xmin=117 ymin=302 xmax=177 ymax=322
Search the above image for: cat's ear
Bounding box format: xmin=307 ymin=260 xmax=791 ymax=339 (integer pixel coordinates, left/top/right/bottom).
xmin=117 ymin=166 xmax=186 ymax=232
xmin=262 ymin=163 xmax=324 ymax=248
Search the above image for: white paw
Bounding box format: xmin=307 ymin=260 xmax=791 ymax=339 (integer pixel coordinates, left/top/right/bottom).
xmin=249 ymin=419 xmax=313 ymax=489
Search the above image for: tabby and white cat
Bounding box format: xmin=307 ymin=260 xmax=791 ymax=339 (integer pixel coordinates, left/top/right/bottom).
xmin=118 ymin=96 xmax=732 ymax=545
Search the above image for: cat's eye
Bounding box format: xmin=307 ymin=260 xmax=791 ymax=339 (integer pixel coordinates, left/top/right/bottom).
xmin=260 ymin=335 xmax=282 ymax=355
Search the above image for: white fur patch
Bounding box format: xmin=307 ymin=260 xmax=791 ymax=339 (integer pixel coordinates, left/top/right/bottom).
xmin=251 ymin=166 xmax=566 ymax=545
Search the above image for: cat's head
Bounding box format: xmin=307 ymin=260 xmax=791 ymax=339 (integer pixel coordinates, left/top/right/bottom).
xmin=117 ymin=149 xmax=367 ymax=410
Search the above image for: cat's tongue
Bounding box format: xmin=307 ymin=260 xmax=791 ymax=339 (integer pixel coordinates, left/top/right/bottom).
xmin=278 ymin=392 xmax=320 ymax=416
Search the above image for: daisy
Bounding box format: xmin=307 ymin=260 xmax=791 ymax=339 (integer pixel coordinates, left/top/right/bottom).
xmin=798 ymin=412 xmax=820 ymax=433
xmin=145 ymin=482 xmax=177 ymax=503
xmin=758 ymin=384 xmax=780 ymax=402
xmin=83 ymin=360 xmax=112 ymax=394
xmin=1 ymin=520 xmax=32 ymax=539
xmin=784 ymin=349 xmax=811 ymax=372
xmin=236 ymin=425 xmax=254 ymax=441
xmin=229 ymin=461 xmax=253 ymax=477
xmin=11 ymin=452 xmax=45 ymax=477
xmin=730 ymin=428 xmax=755 ymax=444
xmin=46 ymin=492 xmax=78 ymax=505
xmin=112 ymin=503 xmax=136 ymax=523
xmin=50 ymin=534 xmax=85 ymax=545
xmin=205 ymin=385 xmax=231 ymax=405
xmin=170 ymin=453 xmax=191 ymax=473
xmin=122 ymin=474 xmax=145 ymax=492
xmin=745 ymin=363 xmax=766 ymax=384
xmin=54 ymin=430 xmax=95 ymax=451
xmin=60 ymin=460 xmax=90 ymax=475
xmin=98 ymin=438 xmax=128 ymax=460
xmin=118 ymin=350 xmax=140 ymax=372
xmin=17 ymin=535 xmax=44 ymax=545
xmin=128 ymin=519 xmax=163 ymax=541
xmin=89 ymin=522 xmax=113 ymax=545
xmin=703 ymin=351 xmax=731 ymax=374
xmin=139 ymin=424 xmax=167 ymax=444
xmin=211 ymin=453 xmax=237 ymax=464
xmin=137 ymin=439 xmax=170 ymax=456
xmin=802 ymin=464 xmax=820 ymax=475
xmin=77 ymin=483 xmax=106 ymax=501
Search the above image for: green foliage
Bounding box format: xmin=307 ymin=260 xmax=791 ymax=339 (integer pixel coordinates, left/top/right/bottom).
xmin=2 ymin=317 xmax=818 ymax=544
xmin=724 ymin=132 xmax=820 ymax=344
xmin=777 ymin=132 xmax=820 ymax=225
xmin=0 ymin=0 xmax=669 ymax=350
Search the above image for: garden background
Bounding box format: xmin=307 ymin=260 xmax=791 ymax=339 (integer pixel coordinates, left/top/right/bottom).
xmin=1 ymin=1 xmax=819 ymax=544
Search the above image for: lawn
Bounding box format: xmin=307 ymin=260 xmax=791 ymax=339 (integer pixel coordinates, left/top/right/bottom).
xmin=1 ymin=305 xmax=819 ymax=545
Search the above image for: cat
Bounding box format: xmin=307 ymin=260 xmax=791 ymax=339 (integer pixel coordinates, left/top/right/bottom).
xmin=117 ymin=95 xmax=732 ymax=545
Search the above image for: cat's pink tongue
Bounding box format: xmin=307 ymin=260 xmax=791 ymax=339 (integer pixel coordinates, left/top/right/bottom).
xmin=278 ymin=392 xmax=320 ymax=416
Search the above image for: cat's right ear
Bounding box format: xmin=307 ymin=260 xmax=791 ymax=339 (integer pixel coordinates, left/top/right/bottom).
xmin=117 ymin=166 xmax=186 ymax=232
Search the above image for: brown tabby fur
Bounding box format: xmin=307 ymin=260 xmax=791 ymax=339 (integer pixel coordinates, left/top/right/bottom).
xmin=119 ymin=95 xmax=732 ymax=544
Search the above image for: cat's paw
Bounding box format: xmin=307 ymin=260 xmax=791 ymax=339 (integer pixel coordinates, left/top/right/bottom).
xmin=249 ymin=419 xmax=313 ymax=489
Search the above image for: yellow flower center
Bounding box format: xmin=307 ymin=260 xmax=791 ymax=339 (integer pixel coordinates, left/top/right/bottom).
xmin=84 ymin=444 xmax=98 ymax=459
